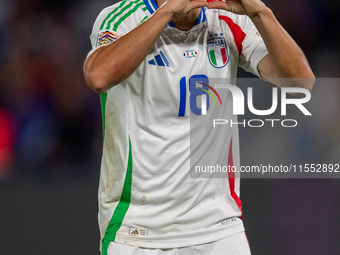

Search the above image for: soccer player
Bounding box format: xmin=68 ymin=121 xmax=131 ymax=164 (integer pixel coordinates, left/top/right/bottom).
xmin=84 ymin=0 xmax=314 ymax=254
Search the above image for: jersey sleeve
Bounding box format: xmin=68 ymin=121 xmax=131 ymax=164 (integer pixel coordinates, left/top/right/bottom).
xmin=219 ymin=12 xmax=268 ymax=77
xmin=238 ymin=16 xmax=268 ymax=77
xmin=87 ymin=1 xmax=149 ymax=57
xmin=238 ymin=17 xmax=268 ymax=77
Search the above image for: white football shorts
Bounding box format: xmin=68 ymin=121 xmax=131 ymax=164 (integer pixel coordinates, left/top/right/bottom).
xmin=107 ymin=231 xmax=251 ymax=255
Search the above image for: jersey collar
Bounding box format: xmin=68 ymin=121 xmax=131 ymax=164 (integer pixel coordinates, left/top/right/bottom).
xmin=143 ymin=0 xmax=206 ymax=27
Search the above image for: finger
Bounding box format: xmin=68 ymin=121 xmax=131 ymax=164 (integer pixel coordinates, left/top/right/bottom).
xmin=207 ymin=1 xmax=228 ymax=9
xmin=188 ymin=0 xmax=208 ymax=10
xmin=206 ymin=0 xmax=225 ymax=3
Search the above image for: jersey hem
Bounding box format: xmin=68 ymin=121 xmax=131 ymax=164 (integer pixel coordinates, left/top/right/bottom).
xmin=112 ymin=220 xmax=245 ymax=249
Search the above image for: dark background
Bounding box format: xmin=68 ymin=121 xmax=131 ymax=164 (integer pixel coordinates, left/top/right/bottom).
xmin=0 ymin=0 xmax=339 ymax=254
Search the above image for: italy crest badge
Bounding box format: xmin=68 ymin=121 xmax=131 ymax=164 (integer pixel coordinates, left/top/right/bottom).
xmin=207 ymin=34 xmax=229 ymax=68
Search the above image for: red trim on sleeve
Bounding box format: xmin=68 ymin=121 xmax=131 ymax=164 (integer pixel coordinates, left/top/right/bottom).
xmin=219 ymin=15 xmax=246 ymax=56
xmin=228 ymin=137 xmax=243 ymax=218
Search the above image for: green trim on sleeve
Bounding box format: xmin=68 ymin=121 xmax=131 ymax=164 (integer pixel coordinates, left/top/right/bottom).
xmin=100 ymin=0 xmax=147 ymax=31
xmin=100 ymin=1 xmax=127 ymax=30
xmin=111 ymin=1 xmax=146 ymax=31
xmin=106 ymin=0 xmax=143 ymax=30
xmin=138 ymin=15 xmax=148 ymax=25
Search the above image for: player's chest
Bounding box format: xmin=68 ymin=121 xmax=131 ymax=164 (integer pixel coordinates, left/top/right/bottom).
xmin=127 ymin=25 xmax=239 ymax=117
xmin=144 ymin=26 xmax=239 ymax=77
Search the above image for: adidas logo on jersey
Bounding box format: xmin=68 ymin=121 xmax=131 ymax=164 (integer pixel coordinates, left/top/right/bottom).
xmin=148 ymin=51 xmax=171 ymax=67
xmin=129 ymin=226 xmax=148 ymax=236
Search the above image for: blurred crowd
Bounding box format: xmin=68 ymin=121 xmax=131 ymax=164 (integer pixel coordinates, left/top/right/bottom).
xmin=0 ymin=0 xmax=114 ymax=181
xmin=0 ymin=0 xmax=339 ymax=182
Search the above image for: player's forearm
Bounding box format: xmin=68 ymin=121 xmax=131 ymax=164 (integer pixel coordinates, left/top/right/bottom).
xmin=84 ymin=7 xmax=173 ymax=94
xmin=251 ymin=7 xmax=315 ymax=89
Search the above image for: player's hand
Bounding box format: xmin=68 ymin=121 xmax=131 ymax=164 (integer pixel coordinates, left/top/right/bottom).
xmin=161 ymin=0 xmax=208 ymax=17
xmin=206 ymin=0 xmax=266 ymax=18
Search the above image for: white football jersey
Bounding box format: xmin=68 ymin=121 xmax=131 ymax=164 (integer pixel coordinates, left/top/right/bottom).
xmin=88 ymin=0 xmax=268 ymax=253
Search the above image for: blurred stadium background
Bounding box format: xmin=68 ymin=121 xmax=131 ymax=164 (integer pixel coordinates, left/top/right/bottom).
xmin=0 ymin=0 xmax=339 ymax=254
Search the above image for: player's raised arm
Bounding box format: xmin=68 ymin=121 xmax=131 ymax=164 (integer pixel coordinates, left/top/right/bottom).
xmin=84 ymin=0 xmax=207 ymax=94
xmin=207 ymin=0 xmax=315 ymax=90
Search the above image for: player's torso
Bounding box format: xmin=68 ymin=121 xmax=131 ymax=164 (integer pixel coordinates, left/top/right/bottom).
xmin=99 ymin=3 xmax=244 ymax=249
xmin=117 ymin=8 xmax=241 ymax=185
